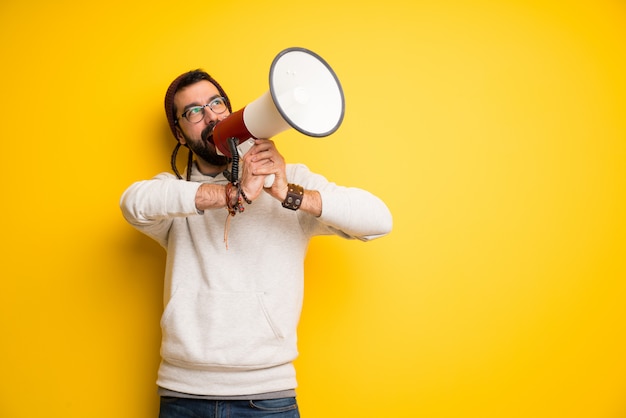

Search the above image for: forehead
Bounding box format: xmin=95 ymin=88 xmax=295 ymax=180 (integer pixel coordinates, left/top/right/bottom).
xmin=174 ymin=80 xmax=221 ymax=110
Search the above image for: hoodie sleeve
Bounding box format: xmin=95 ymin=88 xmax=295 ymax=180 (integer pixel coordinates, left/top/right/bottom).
xmin=119 ymin=172 xmax=202 ymax=247
xmin=290 ymin=164 xmax=393 ymax=241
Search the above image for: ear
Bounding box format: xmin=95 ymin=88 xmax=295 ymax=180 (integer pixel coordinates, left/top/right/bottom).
xmin=175 ymin=126 xmax=186 ymax=145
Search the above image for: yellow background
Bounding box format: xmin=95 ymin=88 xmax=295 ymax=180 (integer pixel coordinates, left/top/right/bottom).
xmin=1 ymin=0 xmax=625 ymax=417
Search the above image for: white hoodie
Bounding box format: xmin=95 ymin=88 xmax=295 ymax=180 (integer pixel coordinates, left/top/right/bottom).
xmin=120 ymin=163 xmax=392 ymax=396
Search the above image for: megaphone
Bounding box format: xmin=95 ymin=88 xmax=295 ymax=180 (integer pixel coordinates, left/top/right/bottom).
xmin=212 ymin=47 xmax=345 ymax=187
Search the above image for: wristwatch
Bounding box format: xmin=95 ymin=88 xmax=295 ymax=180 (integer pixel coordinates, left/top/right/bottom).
xmin=282 ymin=183 xmax=304 ymax=211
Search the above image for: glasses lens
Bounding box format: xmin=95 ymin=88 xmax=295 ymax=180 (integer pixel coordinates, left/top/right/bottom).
xmin=209 ymin=98 xmax=227 ymax=114
xmin=186 ymin=107 xmax=204 ymax=123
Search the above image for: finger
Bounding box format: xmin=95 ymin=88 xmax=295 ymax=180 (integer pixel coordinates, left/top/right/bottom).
xmin=248 ymin=149 xmax=276 ymax=164
xmin=250 ymin=159 xmax=278 ymax=176
xmin=250 ymin=139 xmax=276 ymax=154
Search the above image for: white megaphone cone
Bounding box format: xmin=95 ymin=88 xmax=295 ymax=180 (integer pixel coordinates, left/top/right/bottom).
xmin=212 ymin=47 xmax=345 ymax=187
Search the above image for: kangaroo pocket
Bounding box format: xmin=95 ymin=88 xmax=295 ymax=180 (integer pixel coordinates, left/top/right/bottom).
xmin=160 ymin=288 xmax=296 ymax=370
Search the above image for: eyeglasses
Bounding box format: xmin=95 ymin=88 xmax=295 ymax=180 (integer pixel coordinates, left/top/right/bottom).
xmin=178 ymin=97 xmax=228 ymax=124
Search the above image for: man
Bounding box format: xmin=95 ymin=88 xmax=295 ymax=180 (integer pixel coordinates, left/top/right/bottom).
xmin=120 ymin=69 xmax=392 ymax=417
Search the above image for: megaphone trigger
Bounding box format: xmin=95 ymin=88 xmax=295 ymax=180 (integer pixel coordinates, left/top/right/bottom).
xmin=235 ymin=138 xmax=255 ymax=157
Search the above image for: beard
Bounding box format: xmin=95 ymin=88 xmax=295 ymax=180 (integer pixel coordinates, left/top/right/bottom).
xmin=183 ymin=123 xmax=229 ymax=167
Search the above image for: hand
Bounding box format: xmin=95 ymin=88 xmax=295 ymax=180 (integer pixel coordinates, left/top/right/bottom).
xmin=240 ymin=139 xmax=288 ymax=201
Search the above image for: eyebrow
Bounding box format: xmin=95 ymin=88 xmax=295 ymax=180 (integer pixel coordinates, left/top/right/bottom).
xmin=182 ymin=94 xmax=221 ymax=113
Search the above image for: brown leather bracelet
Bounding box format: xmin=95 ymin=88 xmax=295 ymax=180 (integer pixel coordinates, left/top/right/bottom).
xmin=282 ymin=183 xmax=304 ymax=211
xmin=225 ymin=182 xmax=244 ymax=216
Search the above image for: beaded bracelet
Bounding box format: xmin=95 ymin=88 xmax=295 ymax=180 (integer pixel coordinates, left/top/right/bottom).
xmin=239 ymin=185 xmax=252 ymax=205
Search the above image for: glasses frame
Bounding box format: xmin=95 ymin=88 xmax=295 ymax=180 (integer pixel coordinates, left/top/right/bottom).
xmin=178 ymin=96 xmax=228 ymax=124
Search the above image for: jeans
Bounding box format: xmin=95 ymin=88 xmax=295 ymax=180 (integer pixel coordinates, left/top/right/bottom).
xmin=158 ymin=396 xmax=300 ymax=418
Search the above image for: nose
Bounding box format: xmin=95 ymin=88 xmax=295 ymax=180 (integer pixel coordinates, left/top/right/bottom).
xmin=203 ymin=107 xmax=221 ymax=124
xmin=209 ymin=109 xmax=231 ymax=126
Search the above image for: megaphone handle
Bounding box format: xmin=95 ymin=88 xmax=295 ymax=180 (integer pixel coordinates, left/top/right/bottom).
xmin=264 ymin=174 xmax=275 ymax=188
xmin=236 ymin=139 xmax=275 ymax=188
